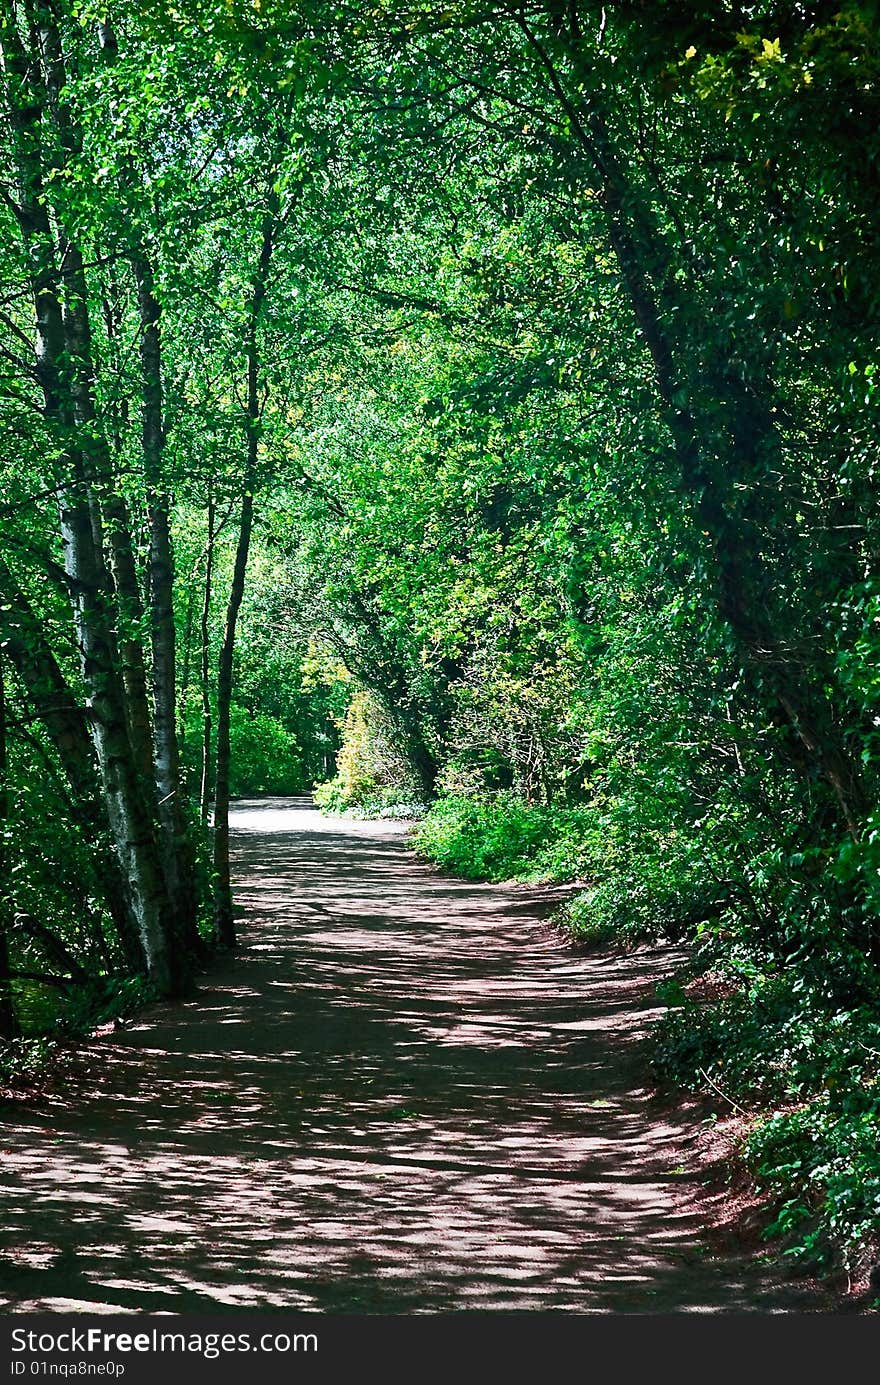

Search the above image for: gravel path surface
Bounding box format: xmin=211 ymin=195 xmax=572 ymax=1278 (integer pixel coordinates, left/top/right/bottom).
xmin=0 ymin=798 xmax=824 ymax=1312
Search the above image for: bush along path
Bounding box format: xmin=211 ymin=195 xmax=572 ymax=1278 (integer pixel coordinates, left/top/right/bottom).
xmin=0 ymin=800 xmax=830 ymax=1313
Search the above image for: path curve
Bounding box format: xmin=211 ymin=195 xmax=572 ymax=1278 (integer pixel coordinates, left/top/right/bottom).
xmin=0 ymin=799 xmax=821 ymax=1312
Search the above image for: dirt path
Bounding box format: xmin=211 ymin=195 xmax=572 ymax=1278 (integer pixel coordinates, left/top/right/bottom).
xmin=0 ymin=798 xmax=823 ymax=1313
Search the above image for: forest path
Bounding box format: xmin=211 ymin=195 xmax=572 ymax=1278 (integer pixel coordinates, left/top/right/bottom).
xmin=0 ymin=798 xmax=823 ymax=1313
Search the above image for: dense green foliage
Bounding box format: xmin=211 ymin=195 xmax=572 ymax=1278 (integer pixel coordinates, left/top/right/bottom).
xmin=415 ymin=795 xmax=595 ymax=884
xmin=2 ymin=0 xmax=880 ymax=1282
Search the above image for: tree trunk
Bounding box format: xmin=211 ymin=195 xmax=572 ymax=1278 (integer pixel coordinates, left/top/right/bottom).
xmin=95 ymin=14 xmax=198 ymax=935
xmin=213 ymin=201 xmax=277 ymax=947
xmin=398 ymin=716 xmax=438 ymax=803
xmin=102 ymin=492 xmax=155 ymax=787
xmin=0 ymin=652 xmax=19 ymax=1038
xmin=212 ymin=489 xmax=253 ymax=948
xmin=132 ymin=246 xmax=200 ymax=950
xmin=200 ymin=495 xmax=216 ymax=825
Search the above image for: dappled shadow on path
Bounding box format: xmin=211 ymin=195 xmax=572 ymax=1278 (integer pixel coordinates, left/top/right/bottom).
xmin=0 ymin=799 xmax=824 ymax=1312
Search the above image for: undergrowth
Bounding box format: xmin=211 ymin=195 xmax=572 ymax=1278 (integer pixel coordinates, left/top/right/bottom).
xmin=652 ymin=970 xmax=880 ymax=1281
xmin=413 ymin=792 xmax=597 ymax=883
xmin=413 ymin=788 xmax=880 ymax=1283
xmin=0 ymin=1036 xmax=63 ymax=1091
xmin=314 ymin=778 xmax=426 ymax=820
xmin=1 ymin=974 xmax=161 ymax=1090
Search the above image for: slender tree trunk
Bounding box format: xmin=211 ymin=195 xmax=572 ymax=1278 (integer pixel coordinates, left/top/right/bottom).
xmin=200 ymin=495 xmax=216 ymax=825
xmin=61 ymin=501 xmax=172 ymax=986
xmin=96 ymin=17 xmax=197 ymax=932
xmin=178 ymin=574 xmax=196 ymax=773
xmin=212 ymin=493 xmax=252 ymax=947
xmin=36 ymin=0 xmax=192 ymax=967
xmin=398 ymin=717 xmax=438 ymax=802
xmin=213 ymin=202 xmax=278 ymax=947
xmin=0 ymin=652 xmax=19 ymax=1038
xmin=102 ymin=492 xmax=155 ymax=787
xmin=132 ymin=247 xmax=200 ymax=949
xmin=96 ymin=284 xmax=155 ymax=795
xmin=96 ymin=12 xmax=199 ymax=942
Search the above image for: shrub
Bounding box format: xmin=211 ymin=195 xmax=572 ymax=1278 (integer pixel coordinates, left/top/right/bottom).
xmin=314 ymin=778 xmax=426 ymax=819
xmin=414 ymin=793 xmax=599 ymax=882
xmin=314 ymin=690 xmax=424 ymax=815
xmin=228 ymin=706 xmax=306 ymax=795
xmin=0 ymin=1037 xmax=61 ymax=1089
xmin=745 ymin=1091 xmax=880 ymax=1276
xmin=651 ymin=970 xmax=880 ymax=1274
xmin=56 ymin=975 xmax=161 ymax=1036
